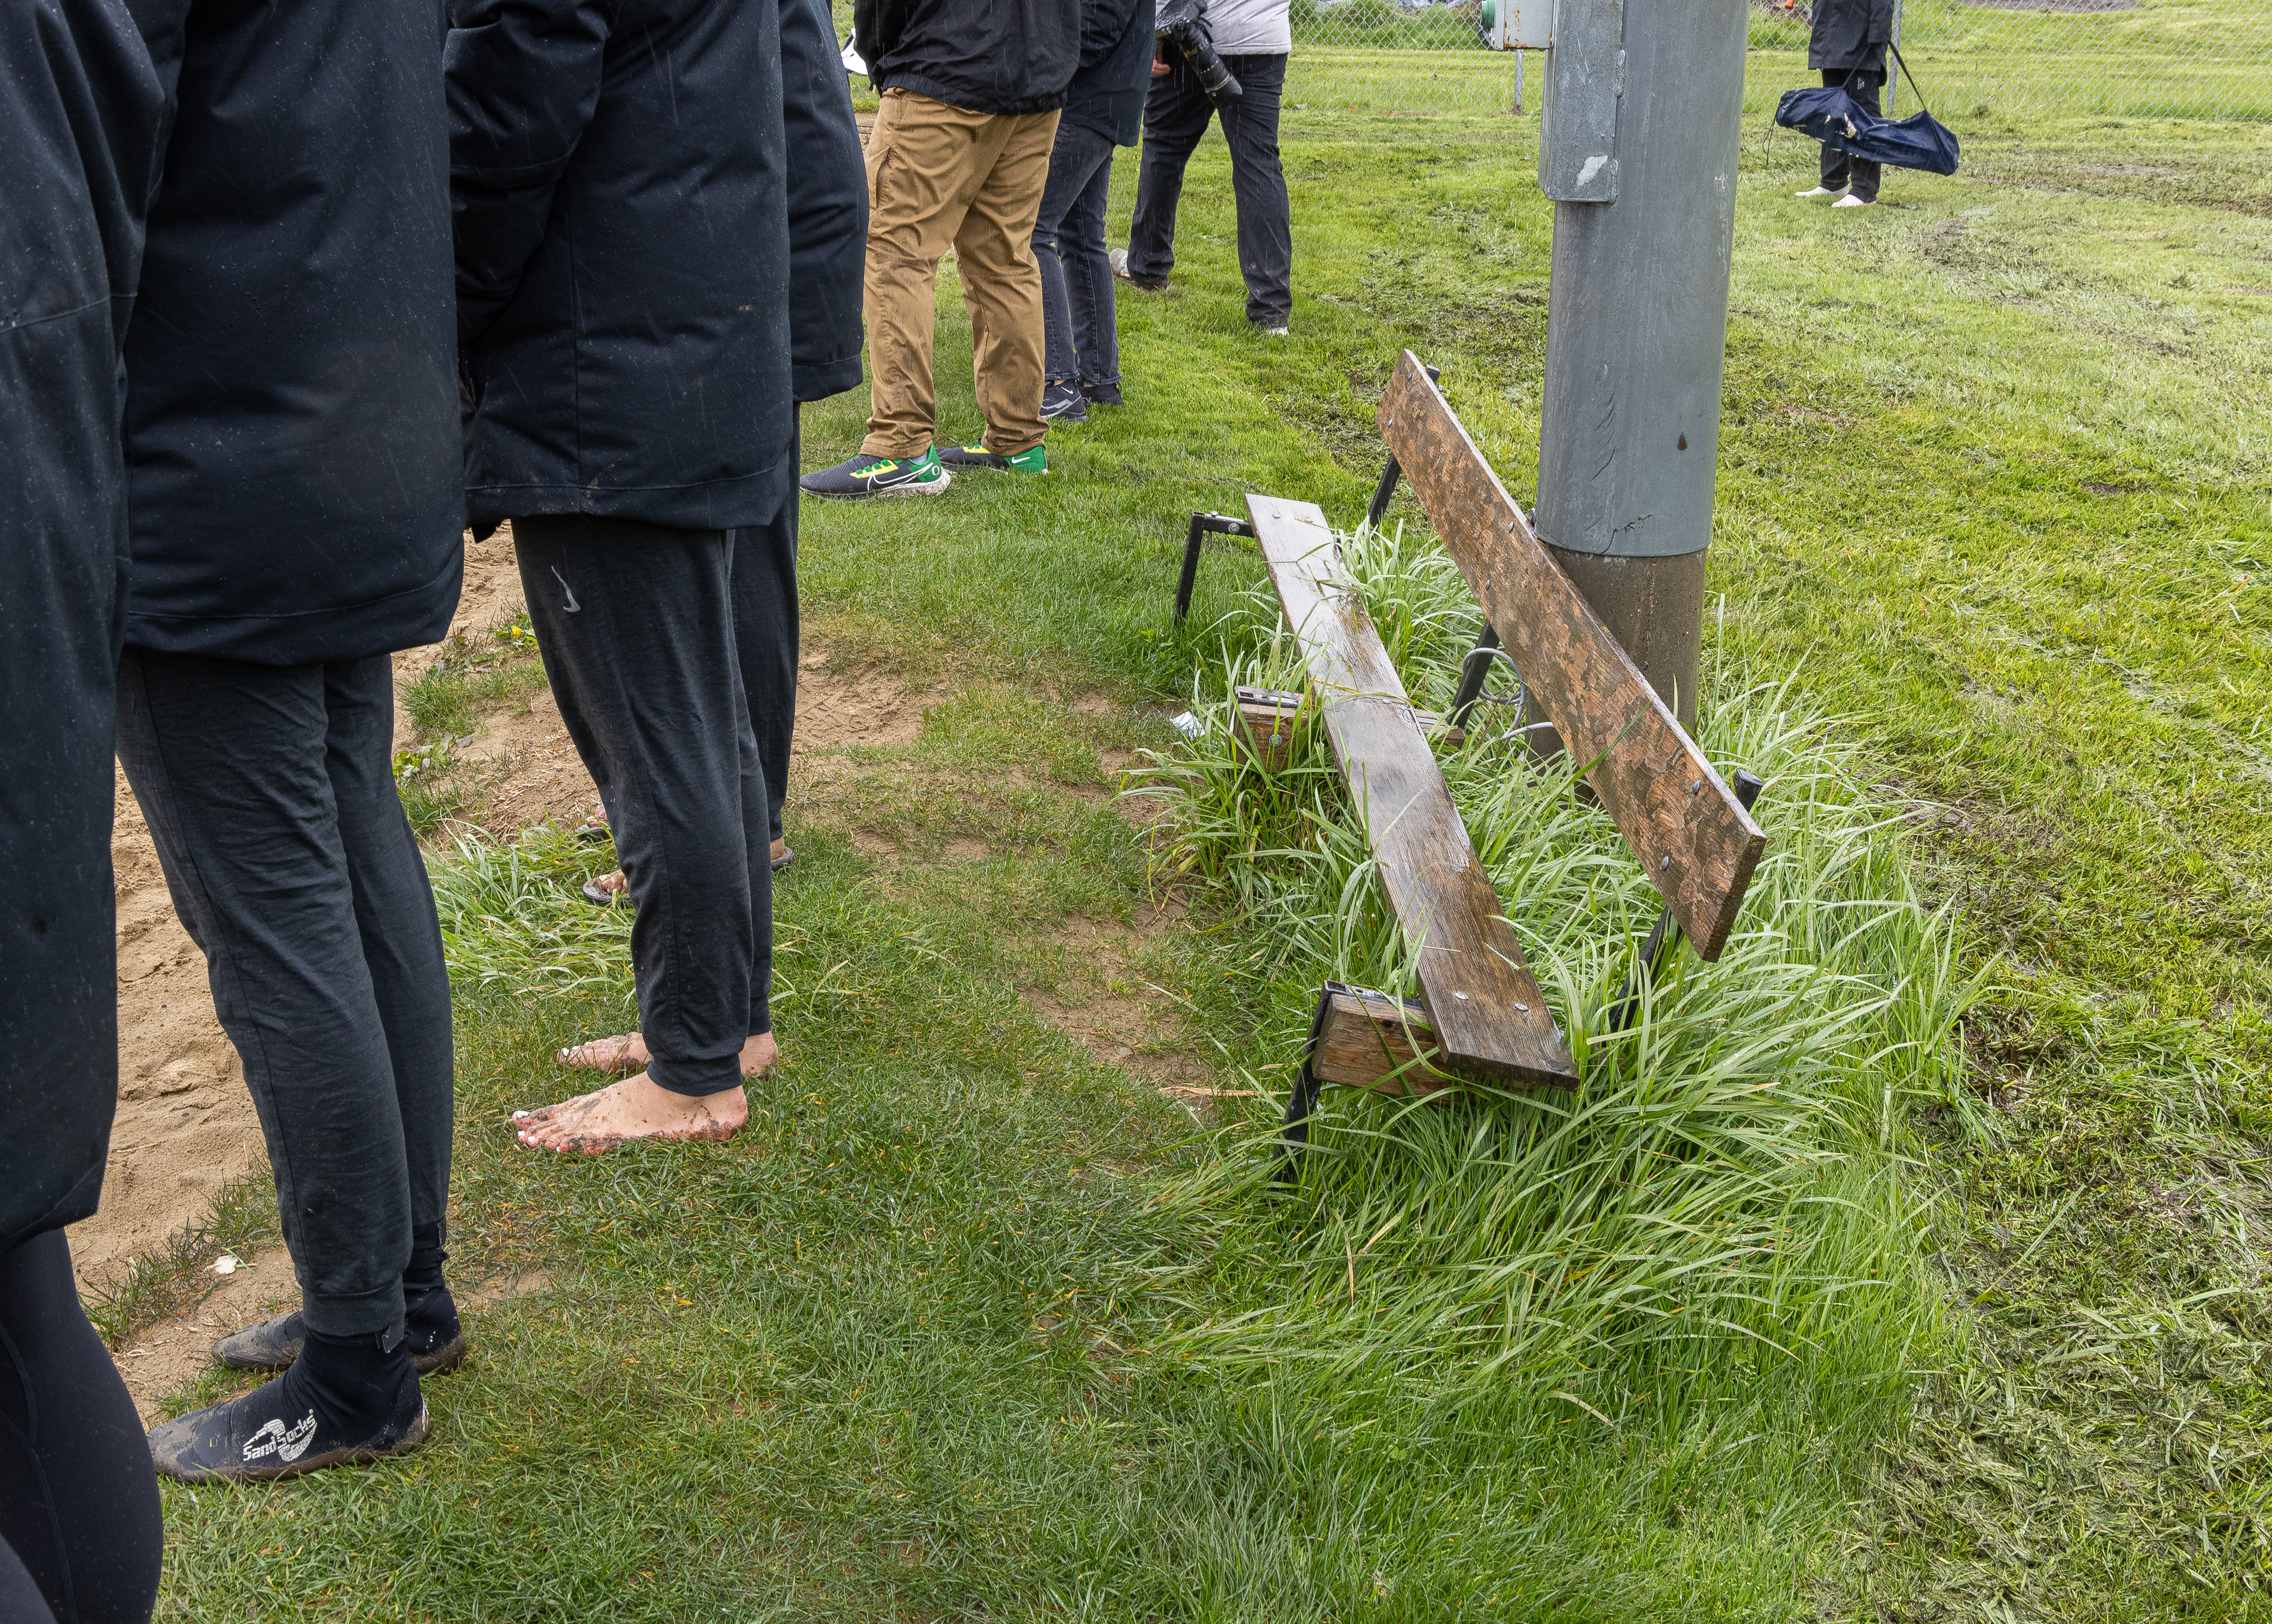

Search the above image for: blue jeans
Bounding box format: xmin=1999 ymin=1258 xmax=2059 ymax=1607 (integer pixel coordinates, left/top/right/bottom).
xmin=1033 ymin=121 xmax=1121 ymax=389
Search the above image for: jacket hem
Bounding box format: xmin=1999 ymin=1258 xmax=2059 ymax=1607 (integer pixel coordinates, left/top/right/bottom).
xmin=793 ymin=355 xmax=865 ymax=403
xmin=877 ymin=73 xmax=1068 ymax=117
xmin=466 ymin=446 xmax=795 ymax=533
xmin=123 ymin=545 xmax=464 ymax=666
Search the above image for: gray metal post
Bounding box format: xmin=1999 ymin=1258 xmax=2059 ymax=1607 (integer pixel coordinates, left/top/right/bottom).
xmin=1526 ymin=0 xmax=1747 ymax=746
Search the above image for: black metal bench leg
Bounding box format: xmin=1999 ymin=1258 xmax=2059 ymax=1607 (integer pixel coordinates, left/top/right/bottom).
xmin=1274 ymin=983 xmax=1340 ymax=1183
xmin=1448 ymin=624 xmax=1505 ymax=732
xmin=1608 ymin=769 xmax=1764 ymax=1033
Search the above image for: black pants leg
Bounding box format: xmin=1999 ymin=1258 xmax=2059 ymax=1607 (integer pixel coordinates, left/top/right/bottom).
xmin=734 ymin=452 xmax=798 ymax=852
xmin=515 ymin=516 xmax=770 ymax=1093
xmin=1126 ymin=57 xmax=1216 ymax=282
xmin=115 ymin=648 xmax=451 ymax=1338
xmin=1034 ymin=121 xmax=1118 ymax=384
xmin=1819 ymin=69 xmax=1884 ymax=201
xmin=1218 ymin=52 xmax=1292 ymax=327
xmin=0 ymin=1232 xmax=163 ymax=1624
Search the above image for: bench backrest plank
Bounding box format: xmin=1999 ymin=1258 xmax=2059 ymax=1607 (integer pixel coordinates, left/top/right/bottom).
xmin=1247 ymin=495 xmax=1577 ymax=1089
xmin=1376 ymin=353 xmax=1766 ymax=960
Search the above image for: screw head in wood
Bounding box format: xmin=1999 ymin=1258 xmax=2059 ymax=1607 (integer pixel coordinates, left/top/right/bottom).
xmin=1661 ymin=856 xmax=1672 ymax=870
xmin=1515 ymin=1002 xmax=1529 ymax=1012
xmin=1454 ymin=991 xmax=1470 ymax=1000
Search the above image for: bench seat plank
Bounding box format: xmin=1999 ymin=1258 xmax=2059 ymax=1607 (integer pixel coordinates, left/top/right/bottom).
xmin=1376 ymin=353 xmax=1766 ymax=960
xmin=1247 ymin=494 xmax=1576 ymax=1089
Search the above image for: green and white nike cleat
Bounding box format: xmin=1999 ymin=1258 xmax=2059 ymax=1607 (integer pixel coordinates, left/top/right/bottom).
xmin=935 ymin=443 xmax=1048 ymax=474
xmin=798 ymin=449 xmax=952 ymax=499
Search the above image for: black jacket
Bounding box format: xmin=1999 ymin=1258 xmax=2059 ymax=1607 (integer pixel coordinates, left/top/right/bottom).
xmin=2 ymin=0 xmax=164 ymax=1251
xmin=121 ymin=0 xmax=464 ymax=666
xmin=450 ymin=0 xmax=794 ymax=533
xmin=783 ymin=0 xmax=868 ymax=403
xmin=1064 ymin=0 xmax=1155 ymax=147
xmin=1809 ymin=0 xmax=1894 ymax=75
xmin=855 ymin=0 xmax=1081 ymax=117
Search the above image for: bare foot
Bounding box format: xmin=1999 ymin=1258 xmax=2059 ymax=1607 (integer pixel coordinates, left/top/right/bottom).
xmin=511 ymin=1071 xmax=750 ymax=1155
xmin=556 ymin=1029 xmax=778 ymax=1076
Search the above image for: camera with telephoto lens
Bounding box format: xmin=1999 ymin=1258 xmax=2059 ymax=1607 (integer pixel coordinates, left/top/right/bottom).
xmin=1155 ymin=0 xmax=1240 ymax=105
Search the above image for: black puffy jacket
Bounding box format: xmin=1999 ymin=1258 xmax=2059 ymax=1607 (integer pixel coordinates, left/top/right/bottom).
xmin=783 ymin=0 xmax=867 ymax=404
xmin=450 ymin=0 xmax=794 ymax=532
xmin=1809 ymin=0 xmax=1894 ymax=75
xmin=121 ymin=0 xmax=464 ymax=666
xmin=1063 ymin=0 xmax=1155 ymax=148
xmin=855 ymin=0 xmax=1081 ymax=117
xmin=2 ymin=0 xmax=164 ymax=1251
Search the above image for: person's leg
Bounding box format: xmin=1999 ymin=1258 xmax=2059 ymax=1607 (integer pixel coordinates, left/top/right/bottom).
xmin=510 ymin=516 xmax=771 ymax=1152
xmin=1125 ymin=58 xmax=1214 ymax=283
xmin=862 ymin=91 xmax=994 ymax=459
xmin=0 ymin=1230 xmax=163 ymax=1624
xmin=1818 ymin=71 xmax=1853 ymax=191
xmin=738 ymin=435 xmax=799 ymax=859
xmin=1846 ymin=70 xmax=1883 ymax=201
xmin=115 ymin=647 xmax=415 ymax=1340
xmin=1033 ymin=121 xmax=1093 ymax=388
xmin=954 ymin=108 xmax=1062 ymax=458
xmin=322 ymin=654 xmax=463 ymax=1366
xmin=1060 ymin=134 xmax=1121 ymax=395
xmin=1218 ymin=52 xmax=1292 ymax=329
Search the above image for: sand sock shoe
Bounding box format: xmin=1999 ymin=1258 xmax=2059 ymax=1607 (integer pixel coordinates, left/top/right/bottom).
xmin=154 ymin=1324 xmax=427 ymax=1483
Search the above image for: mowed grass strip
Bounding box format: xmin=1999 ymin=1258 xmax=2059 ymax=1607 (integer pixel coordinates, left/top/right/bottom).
xmin=151 ymin=107 xmax=2269 ymax=1620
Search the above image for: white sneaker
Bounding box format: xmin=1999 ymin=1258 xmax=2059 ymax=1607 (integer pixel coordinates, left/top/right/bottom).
xmin=1109 ymin=248 xmax=1132 ymax=281
xmin=1831 ymin=194 xmax=1872 ymax=209
xmin=1260 ymin=326 xmax=1289 ymax=338
xmin=1795 ymin=185 xmax=1842 ymax=199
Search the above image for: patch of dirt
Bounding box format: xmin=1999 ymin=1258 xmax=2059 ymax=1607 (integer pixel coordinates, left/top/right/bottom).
xmin=1019 ymin=901 xmax=1220 ymax=1106
xmin=114 ymin=1252 xmax=555 ymax=1423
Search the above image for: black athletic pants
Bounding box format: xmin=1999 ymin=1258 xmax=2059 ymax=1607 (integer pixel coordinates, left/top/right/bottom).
xmin=736 ymin=458 xmax=798 ymax=851
xmin=0 ymin=1232 xmax=163 ymax=1624
xmin=1127 ymin=51 xmax=1292 ymax=328
xmin=114 ymin=647 xmax=453 ymax=1339
xmin=515 ymin=516 xmax=772 ymax=1094
xmin=1820 ymin=68 xmax=1884 ymax=202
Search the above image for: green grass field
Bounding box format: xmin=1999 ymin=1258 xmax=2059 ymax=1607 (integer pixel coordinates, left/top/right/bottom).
xmin=143 ymin=107 xmax=2270 ymax=1621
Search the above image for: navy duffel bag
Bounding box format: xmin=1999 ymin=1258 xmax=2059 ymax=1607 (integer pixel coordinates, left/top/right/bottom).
xmin=1776 ymin=45 xmax=1960 ymax=176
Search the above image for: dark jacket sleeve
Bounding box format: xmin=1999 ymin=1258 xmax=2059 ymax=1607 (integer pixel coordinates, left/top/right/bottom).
xmin=853 ymin=0 xmax=908 ymax=89
xmin=782 ymin=0 xmax=867 ymax=403
xmin=445 ymin=0 xmax=620 ymax=348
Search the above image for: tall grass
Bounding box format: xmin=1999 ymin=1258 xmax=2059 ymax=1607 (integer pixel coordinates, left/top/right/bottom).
xmin=1133 ymin=521 xmax=1989 ymax=1424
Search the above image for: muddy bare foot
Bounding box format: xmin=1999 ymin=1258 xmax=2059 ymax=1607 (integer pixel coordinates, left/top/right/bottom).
xmin=556 ymin=1030 xmax=779 ymax=1077
xmin=510 ymin=1072 xmax=750 ymax=1156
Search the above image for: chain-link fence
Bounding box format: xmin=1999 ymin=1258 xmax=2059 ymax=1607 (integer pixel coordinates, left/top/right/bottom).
xmin=1280 ymin=0 xmax=2272 ymax=120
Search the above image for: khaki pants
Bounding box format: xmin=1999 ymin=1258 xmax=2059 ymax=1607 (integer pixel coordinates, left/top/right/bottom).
xmin=862 ymin=89 xmax=1061 ymax=459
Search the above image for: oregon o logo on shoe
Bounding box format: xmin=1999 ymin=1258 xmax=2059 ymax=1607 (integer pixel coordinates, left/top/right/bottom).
xmin=243 ymin=1411 xmax=319 ymax=1463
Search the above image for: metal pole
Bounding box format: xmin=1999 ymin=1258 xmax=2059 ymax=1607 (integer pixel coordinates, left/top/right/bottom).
xmin=1528 ymin=0 xmax=1747 ymax=748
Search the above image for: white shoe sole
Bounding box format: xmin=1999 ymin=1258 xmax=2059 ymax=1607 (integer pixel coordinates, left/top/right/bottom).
xmin=808 ymin=471 xmax=953 ymax=500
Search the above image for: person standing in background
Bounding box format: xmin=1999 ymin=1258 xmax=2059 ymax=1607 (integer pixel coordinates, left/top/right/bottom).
xmin=1 ymin=0 xmax=168 ymax=1602
xmin=800 ymin=0 xmax=1080 ymax=496
xmin=553 ymin=0 xmax=868 ymax=1017
xmin=1032 ymin=0 xmax=1155 ymax=423
xmin=1797 ymin=0 xmax=1894 ymax=208
xmin=1114 ymin=0 xmax=1294 ymax=335
xmin=452 ymin=0 xmax=794 ymax=1151
xmin=111 ymin=0 xmax=467 ymax=1482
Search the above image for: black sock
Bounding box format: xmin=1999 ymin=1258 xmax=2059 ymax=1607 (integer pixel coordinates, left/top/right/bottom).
xmin=296 ymin=1323 xmax=419 ymax=1430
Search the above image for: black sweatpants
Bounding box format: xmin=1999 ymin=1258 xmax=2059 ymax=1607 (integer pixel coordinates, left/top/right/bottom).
xmin=1820 ymin=68 xmax=1884 ymax=202
xmin=515 ymin=516 xmax=771 ymax=1095
xmin=0 ymin=1232 xmax=163 ymax=1624
xmin=1127 ymin=50 xmax=1292 ymax=328
xmin=114 ymin=647 xmax=453 ymax=1338
xmin=735 ymin=469 xmax=797 ymax=851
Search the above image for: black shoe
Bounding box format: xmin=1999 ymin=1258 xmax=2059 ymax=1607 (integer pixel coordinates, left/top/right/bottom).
xmin=214 ymin=1285 xmax=466 ymax=1377
xmin=1082 ymin=381 xmax=1125 ymax=408
xmin=1040 ymin=381 xmax=1088 ymax=422
xmin=798 ymin=449 xmax=950 ymax=499
xmin=154 ymin=1328 xmax=426 ymax=1483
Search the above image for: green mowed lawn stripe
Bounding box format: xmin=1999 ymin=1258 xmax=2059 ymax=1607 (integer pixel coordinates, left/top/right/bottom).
xmin=156 ymin=109 xmax=2269 ymax=1619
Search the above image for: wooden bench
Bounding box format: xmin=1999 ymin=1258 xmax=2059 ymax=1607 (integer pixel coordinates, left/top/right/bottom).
xmin=1185 ymin=354 xmax=1768 ymax=1144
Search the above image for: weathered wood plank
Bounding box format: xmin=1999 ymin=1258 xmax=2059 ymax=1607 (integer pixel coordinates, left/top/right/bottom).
xmin=1247 ymin=495 xmax=1576 ymax=1089
xmin=1377 ymin=352 xmax=1766 ymax=960
xmin=1313 ymin=986 xmax=1451 ymax=1096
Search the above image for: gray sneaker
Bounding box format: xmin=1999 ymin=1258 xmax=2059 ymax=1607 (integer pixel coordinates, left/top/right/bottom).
xmin=799 ymin=449 xmax=952 ymax=499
